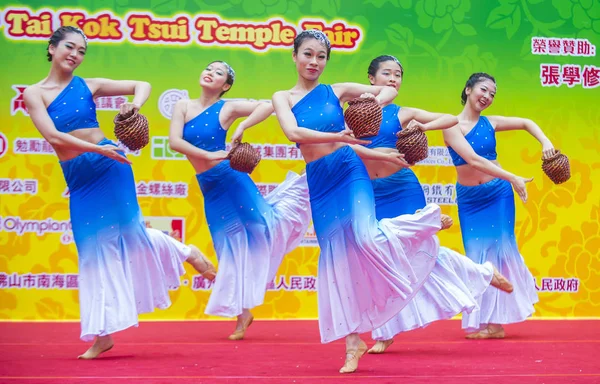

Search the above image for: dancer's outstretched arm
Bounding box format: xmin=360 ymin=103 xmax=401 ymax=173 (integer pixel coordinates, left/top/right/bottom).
xmin=443 ymin=125 xmax=533 ymax=202
xmin=228 ymin=101 xmax=273 ymax=145
xmin=86 ymin=78 xmax=151 ymax=115
xmin=349 ymin=144 xmax=409 ymax=168
xmin=488 ymin=116 xmax=555 ymax=159
xmin=332 ymin=83 xmax=397 ymax=104
xmin=405 ymin=114 xmax=459 ymax=132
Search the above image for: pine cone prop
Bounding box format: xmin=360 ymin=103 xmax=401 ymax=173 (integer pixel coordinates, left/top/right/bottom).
xmin=344 ymin=97 xmax=382 ymax=138
xmin=395 ymin=128 xmax=429 ymax=164
xmin=542 ymin=149 xmax=570 ymax=184
xmin=113 ymin=110 xmax=149 ymax=151
xmin=228 ymin=142 xmax=261 ymax=174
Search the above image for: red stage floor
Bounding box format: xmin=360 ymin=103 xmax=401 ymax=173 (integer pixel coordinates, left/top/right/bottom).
xmin=0 ymin=319 xmax=598 ymax=383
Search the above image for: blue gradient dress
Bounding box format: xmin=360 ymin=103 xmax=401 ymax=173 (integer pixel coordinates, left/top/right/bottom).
xmin=292 ymin=85 xmax=443 ymax=343
xmin=184 ymin=100 xmax=311 ymax=318
xmin=448 ymin=116 xmax=538 ymax=331
xmin=364 ymin=104 xmax=494 ymax=340
xmin=52 ymin=76 xmax=187 ymax=341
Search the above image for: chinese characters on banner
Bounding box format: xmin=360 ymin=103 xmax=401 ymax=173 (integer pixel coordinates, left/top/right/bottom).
xmin=415 ymin=147 xmax=454 ymax=167
xmin=13 ymin=138 xmax=54 ymax=154
xmin=2 ymin=272 xmax=579 ymax=295
xmin=534 ymin=37 xmax=599 ymax=88
xmin=62 ymin=181 xmax=190 ymax=199
xmin=224 ymin=143 xmax=303 ymax=160
xmin=151 ymin=136 xmax=304 ymax=161
xmin=0 ymin=273 xmax=79 ymax=289
xmin=0 ymin=178 xmax=38 ymax=195
xmin=191 ymin=274 xmax=318 ymax=291
xmin=536 ymin=277 xmax=580 ymax=292
xmin=422 ymin=183 xmax=456 ymax=205
xmin=541 ymin=64 xmax=599 ymax=88
xmin=136 ymin=181 xmax=189 ymax=198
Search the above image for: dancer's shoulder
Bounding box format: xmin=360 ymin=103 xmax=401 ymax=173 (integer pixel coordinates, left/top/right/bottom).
xmin=272 ymin=90 xmax=292 ymax=107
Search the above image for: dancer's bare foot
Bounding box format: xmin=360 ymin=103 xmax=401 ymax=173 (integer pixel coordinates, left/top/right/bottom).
xmin=187 ymin=245 xmax=217 ymax=281
xmin=340 ymin=338 xmax=368 ymax=373
xmin=440 ymin=214 xmax=453 ymax=230
xmin=228 ymin=310 xmax=254 ymax=340
xmin=367 ymin=339 xmax=394 ymax=354
xmin=465 ymin=324 xmax=505 ymax=339
xmin=77 ymin=335 xmax=114 ymax=359
xmin=491 ymin=267 xmax=514 ymax=293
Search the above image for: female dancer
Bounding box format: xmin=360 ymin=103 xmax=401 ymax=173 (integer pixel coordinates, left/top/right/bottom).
xmin=168 ymin=61 xmax=311 ymax=340
xmin=272 ymin=30 xmax=456 ymax=374
xmin=24 ymin=26 xmax=216 ymax=359
xmin=443 ymin=72 xmax=555 ymax=339
xmin=360 ymin=55 xmax=514 ymax=353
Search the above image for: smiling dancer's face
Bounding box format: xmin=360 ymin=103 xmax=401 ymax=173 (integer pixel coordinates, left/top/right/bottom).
xmin=369 ymin=60 xmax=403 ymax=91
xmin=199 ymin=62 xmax=232 ymax=95
xmin=293 ymin=38 xmax=328 ymax=81
xmin=48 ymin=32 xmax=86 ymax=72
xmin=465 ymin=79 xmax=496 ymax=112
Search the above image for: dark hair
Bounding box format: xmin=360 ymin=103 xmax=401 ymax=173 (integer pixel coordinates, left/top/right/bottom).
xmin=461 ymin=73 xmax=496 ymax=105
xmin=293 ymin=30 xmax=331 ymax=60
xmin=47 ymin=26 xmax=87 ymax=62
xmin=208 ymin=61 xmax=235 ymax=96
xmin=367 ymin=55 xmax=404 ymax=78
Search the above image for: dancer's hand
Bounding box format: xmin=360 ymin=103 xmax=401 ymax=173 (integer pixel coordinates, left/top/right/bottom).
xmin=97 ymin=144 xmax=132 ymax=164
xmin=385 ymin=152 xmax=410 ymax=168
xmin=541 ymin=140 xmax=556 ymax=160
xmin=406 ymin=119 xmax=426 ymax=132
xmin=230 ymin=127 xmax=244 ymax=148
xmin=336 ymin=128 xmax=371 ymax=145
xmin=119 ymin=102 xmax=140 ymax=116
xmin=510 ymin=176 xmax=534 ymax=202
xmin=359 ymin=92 xmax=376 ymax=100
xmin=359 ymin=92 xmax=385 ymax=106
xmin=210 ymin=150 xmax=229 ymax=161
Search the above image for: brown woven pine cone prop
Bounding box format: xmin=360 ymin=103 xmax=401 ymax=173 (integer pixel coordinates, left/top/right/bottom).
xmin=113 ymin=110 xmax=149 ymax=151
xmin=228 ymin=142 xmax=261 ymax=174
xmin=542 ymin=149 xmax=570 ymax=184
xmin=395 ymin=128 xmax=429 ymax=165
xmin=344 ymin=97 xmax=382 ymax=138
